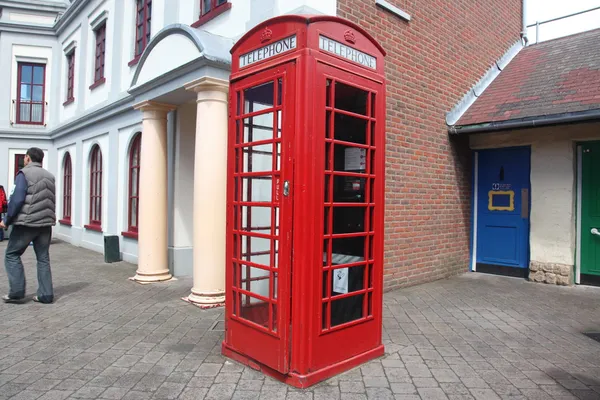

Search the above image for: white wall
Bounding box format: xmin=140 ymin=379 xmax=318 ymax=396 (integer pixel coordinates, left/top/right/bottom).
xmin=470 ymin=122 xmax=600 ymax=267
xmin=173 ymin=102 xmax=195 ymax=249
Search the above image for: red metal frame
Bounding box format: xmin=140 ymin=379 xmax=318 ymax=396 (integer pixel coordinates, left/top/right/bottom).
xmin=86 ymin=145 xmax=103 ymax=231
xmin=91 ymin=22 xmax=106 ymax=89
xmin=64 ymin=51 xmax=75 ymax=105
xmin=16 ymin=63 xmax=46 ymax=125
xmin=129 ymin=0 xmax=151 ymax=66
xmin=123 ymin=133 xmax=141 ymax=238
xmin=223 ymin=15 xmax=386 ymax=388
xmin=60 ymin=152 xmax=72 ymax=225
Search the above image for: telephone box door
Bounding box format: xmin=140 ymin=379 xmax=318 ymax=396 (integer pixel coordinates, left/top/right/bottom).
xmin=312 ymin=62 xmax=384 ymax=369
xmin=225 ymin=63 xmax=296 ymax=373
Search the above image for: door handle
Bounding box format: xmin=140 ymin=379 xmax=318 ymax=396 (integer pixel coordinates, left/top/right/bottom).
xmin=591 ymin=228 xmax=600 ymax=236
xmin=283 ymin=181 xmax=289 ymax=197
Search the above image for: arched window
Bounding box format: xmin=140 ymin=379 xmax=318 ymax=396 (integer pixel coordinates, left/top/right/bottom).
xmin=125 ymin=133 xmax=141 ymax=237
xmin=61 ymin=152 xmax=72 ymax=224
xmin=87 ymin=144 xmax=103 ymax=230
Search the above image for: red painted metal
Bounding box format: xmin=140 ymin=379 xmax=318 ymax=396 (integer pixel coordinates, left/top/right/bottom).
xmin=88 ymin=145 xmax=103 ymax=228
xmin=223 ymin=15 xmax=386 ymax=388
xmin=62 ymin=152 xmax=72 ymax=222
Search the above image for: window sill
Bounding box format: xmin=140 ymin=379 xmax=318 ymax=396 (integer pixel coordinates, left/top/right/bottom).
xmin=13 ymin=121 xmax=45 ymax=127
xmin=128 ymin=55 xmax=142 ymax=67
xmin=58 ymin=219 xmax=72 ymax=226
xmin=63 ymin=98 xmax=74 ymax=107
xmin=191 ymin=2 xmax=232 ymax=28
xmin=89 ymin=77 xmax=106 ymax=91
xmin=122 ymin=231 xmax=138 ymax=240
xmin=84 ymin=224 xmax=102 ymax=232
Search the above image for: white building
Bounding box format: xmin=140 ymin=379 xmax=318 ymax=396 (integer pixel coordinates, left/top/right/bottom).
xmin=0 ymin=0 xmax=336 ymax=305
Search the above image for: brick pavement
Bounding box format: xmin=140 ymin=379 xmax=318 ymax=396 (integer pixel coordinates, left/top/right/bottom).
xmin=0 ymin=241 xmax=600 ymax=400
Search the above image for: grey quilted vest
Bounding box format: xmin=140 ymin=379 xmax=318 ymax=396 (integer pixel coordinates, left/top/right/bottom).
xmin=12 ymin=162 xmax=56 ymax=227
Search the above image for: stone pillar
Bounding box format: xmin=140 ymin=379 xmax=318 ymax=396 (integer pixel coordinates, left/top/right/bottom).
xmin=131 ymin=101 xmax=176 ymax=283
xmin=183 ymin=77 xmax=229 ymax=307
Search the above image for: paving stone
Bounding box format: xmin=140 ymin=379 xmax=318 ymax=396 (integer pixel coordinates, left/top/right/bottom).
xmin=205 ymin=383 xmax=236 ymax=400
xmin=390 ymin=383 xmax=418 ymax=395
xmin=365 ymin=387 xmax=394 ymax=400
xmin=232 ymin=390 xmax=260 ymax=400
xmin=237 ymin=379 xmax=264 ymax=392
xmin=36 ymin=390 xmax=74 ymax=400
xmin=285 ymin=393 xmax=313 ymax=400
xmin=406 ymin=363 xmax=432 ymax=378
xmin=313 ymin=385 xmax=340 ymax=400
xmin=432 ymin=368 xmax=460 ymax=383
xmin=178 ymin=387 xmax=209 ymax=400
xmin=153 ymin=382 xmax=186 ymax=399
xmin=469 ymin=388 xmax=501 ymax=399
xmin=417 ymin=387 xmax=449 ymax=399
xmin=9 ymin=390 xmax=45 ymax=400
xmin=122 ymin=390 xmax=153 ymax=400
xmin=99 ymin=387 xmax=129 ymax=400
xmin=412 ymin=378 xmax=439 ymax=388
xmin=339 ymin=394 xmax=366 ymax=400
xmin=340 ymin=381 xmax=365 ymax=393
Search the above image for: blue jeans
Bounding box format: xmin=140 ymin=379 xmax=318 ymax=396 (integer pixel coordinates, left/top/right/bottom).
xmin=5 ymin=225 xmax=53 ymax=303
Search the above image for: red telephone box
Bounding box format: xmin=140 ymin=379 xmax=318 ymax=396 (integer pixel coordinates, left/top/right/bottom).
xmin=223 ymin=14 xmax=386 ymax=388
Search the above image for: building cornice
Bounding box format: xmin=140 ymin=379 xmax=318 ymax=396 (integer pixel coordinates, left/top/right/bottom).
xmin=0 ymin=20 xmax=55 ymax=35
xmin=0 ymin=0 xmax=67 ymax=14
xmin=54 ymin=0 xmax=85 ymax=35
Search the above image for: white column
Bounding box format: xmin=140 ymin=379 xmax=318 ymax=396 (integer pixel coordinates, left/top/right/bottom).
xmin=183 ymin=77 xmax=229 ymax=307
xmin=131 ymin=101 xmax=176 ymax=283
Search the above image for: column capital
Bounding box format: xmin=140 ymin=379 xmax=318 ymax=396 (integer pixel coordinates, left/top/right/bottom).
xmin=133 ymin=100 xmax=177 ymax=113
xmin=184 ymin=77 xmax=229 ymax=94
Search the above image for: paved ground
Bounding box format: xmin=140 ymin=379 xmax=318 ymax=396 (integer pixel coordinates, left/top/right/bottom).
xmin=1 ymin=241 xmax=600 ymax=400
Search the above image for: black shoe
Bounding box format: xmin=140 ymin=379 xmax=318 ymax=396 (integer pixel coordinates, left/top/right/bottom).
xmin=2 ymin=295 xmax=24 ymax=304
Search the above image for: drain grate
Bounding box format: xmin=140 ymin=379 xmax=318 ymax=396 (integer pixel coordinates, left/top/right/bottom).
xmin=584 ymin=332 xmax=600 ymax=343
xmin=210 ymin=321 xmax=225 ymax=331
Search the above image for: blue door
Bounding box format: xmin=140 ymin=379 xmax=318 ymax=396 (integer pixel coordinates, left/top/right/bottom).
xmin=475 ymin=147 xmax=530 ymax=268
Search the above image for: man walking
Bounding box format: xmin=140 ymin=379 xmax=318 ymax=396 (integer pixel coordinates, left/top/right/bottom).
xmin=0 ymin=148 xmax=56 ymax=304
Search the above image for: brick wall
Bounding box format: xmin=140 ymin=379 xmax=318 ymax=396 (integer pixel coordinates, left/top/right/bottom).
xmin=337 ymin=0 xmax=523 ymax=289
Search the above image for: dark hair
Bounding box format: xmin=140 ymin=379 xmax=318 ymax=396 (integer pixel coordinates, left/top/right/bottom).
xmin=26 ymin=147 xmax=44 ymax=163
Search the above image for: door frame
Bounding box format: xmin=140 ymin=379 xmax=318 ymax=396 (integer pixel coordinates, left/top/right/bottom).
xmin=471 ymin=145 xmax=532 ymax=272
xmin=576 ymin=144 xmax=582 ymax=284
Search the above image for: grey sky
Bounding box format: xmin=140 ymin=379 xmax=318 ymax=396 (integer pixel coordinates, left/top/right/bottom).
xmin=526 ymin=0 xmax=600 ymax=43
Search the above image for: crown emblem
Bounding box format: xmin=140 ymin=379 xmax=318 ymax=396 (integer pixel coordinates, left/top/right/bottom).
xmin=260 ymin=27 xmax=273 ymax=43
xmin=344 ymin=30 xmax=356 ymax=44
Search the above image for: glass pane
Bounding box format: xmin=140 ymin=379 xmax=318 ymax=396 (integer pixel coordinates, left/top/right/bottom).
xmin=332 ymin=236 xmax=365 ymax=264
xmin=243 ymin=143 xmax=273 ymax=173
xmin=243 ymin=113 xmax=274 ymax=143
xmin=202 ymin=0 xmax=211 ymax=14
xmin=334 ymin=113 xmax=367 ymax=144
xmin=240 ymin=265 xmax=270 ymax=298
xmin=273 ymin=239 xmax=279 ymax=269
xmin=244 ymin=81 xmax=274 ymax=113
xmin=131 ymin=169 xmax=138 ymax=196
xmin=272 ymin=272 xmax=278 ymax=299
xmin=31 ymin=104 xmax=43 ymax=123
xmin=240 ymin=294 xmax=268 ymax=328
xmin=19 ymin=104 xmax=31 ymax=122
xmin=333 ymin=175 xmax=366 ymax=203
xmin=331 ymin=294 xmax=364 ymax=327
xmin=332 ymin=265 xmax=365 ymax=295
xmin=20 ymin=84 xmax=31 ymax=101
xmin=32 ymin=86 xmax=43 ymax=102
xmin=240 ymin=206 xmax=271 ymax=232
xmin=241 ymin=236 xmax=270 ymax=265
xmin=276 ymin=110 xmax=282 ymax=138
xmin=21 ymin=66 xmax=32 ymax=83
xmin=33 ymin=66 xmax=44 ymax=85
xmin=217 ymin=0 xmax=227 ymax=5
xmin=322 ymin=270 xmax=329 ymax=298
xmin=333 ymin=207 xmax=365 ymax=233
xmin=241 ymin=176 xmax=272 ymax=202
xmin=131 ymin=199 xmax=138 ymax=227
xmin=277 ymin=79 xmax=282 ymax=106
xmin=326 ymin=79 xmax=332 ymax=107
xmin=334 ymin=81 xmax=368 ymax=115
xmin=334 ymin=144 xmax=366 ymax=172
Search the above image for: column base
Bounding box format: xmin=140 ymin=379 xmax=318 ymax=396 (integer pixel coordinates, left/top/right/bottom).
xmin=129 ymin=269 xmax=172 ymax=284
xmin=183 ymin=289 xmax=225 ymax=309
